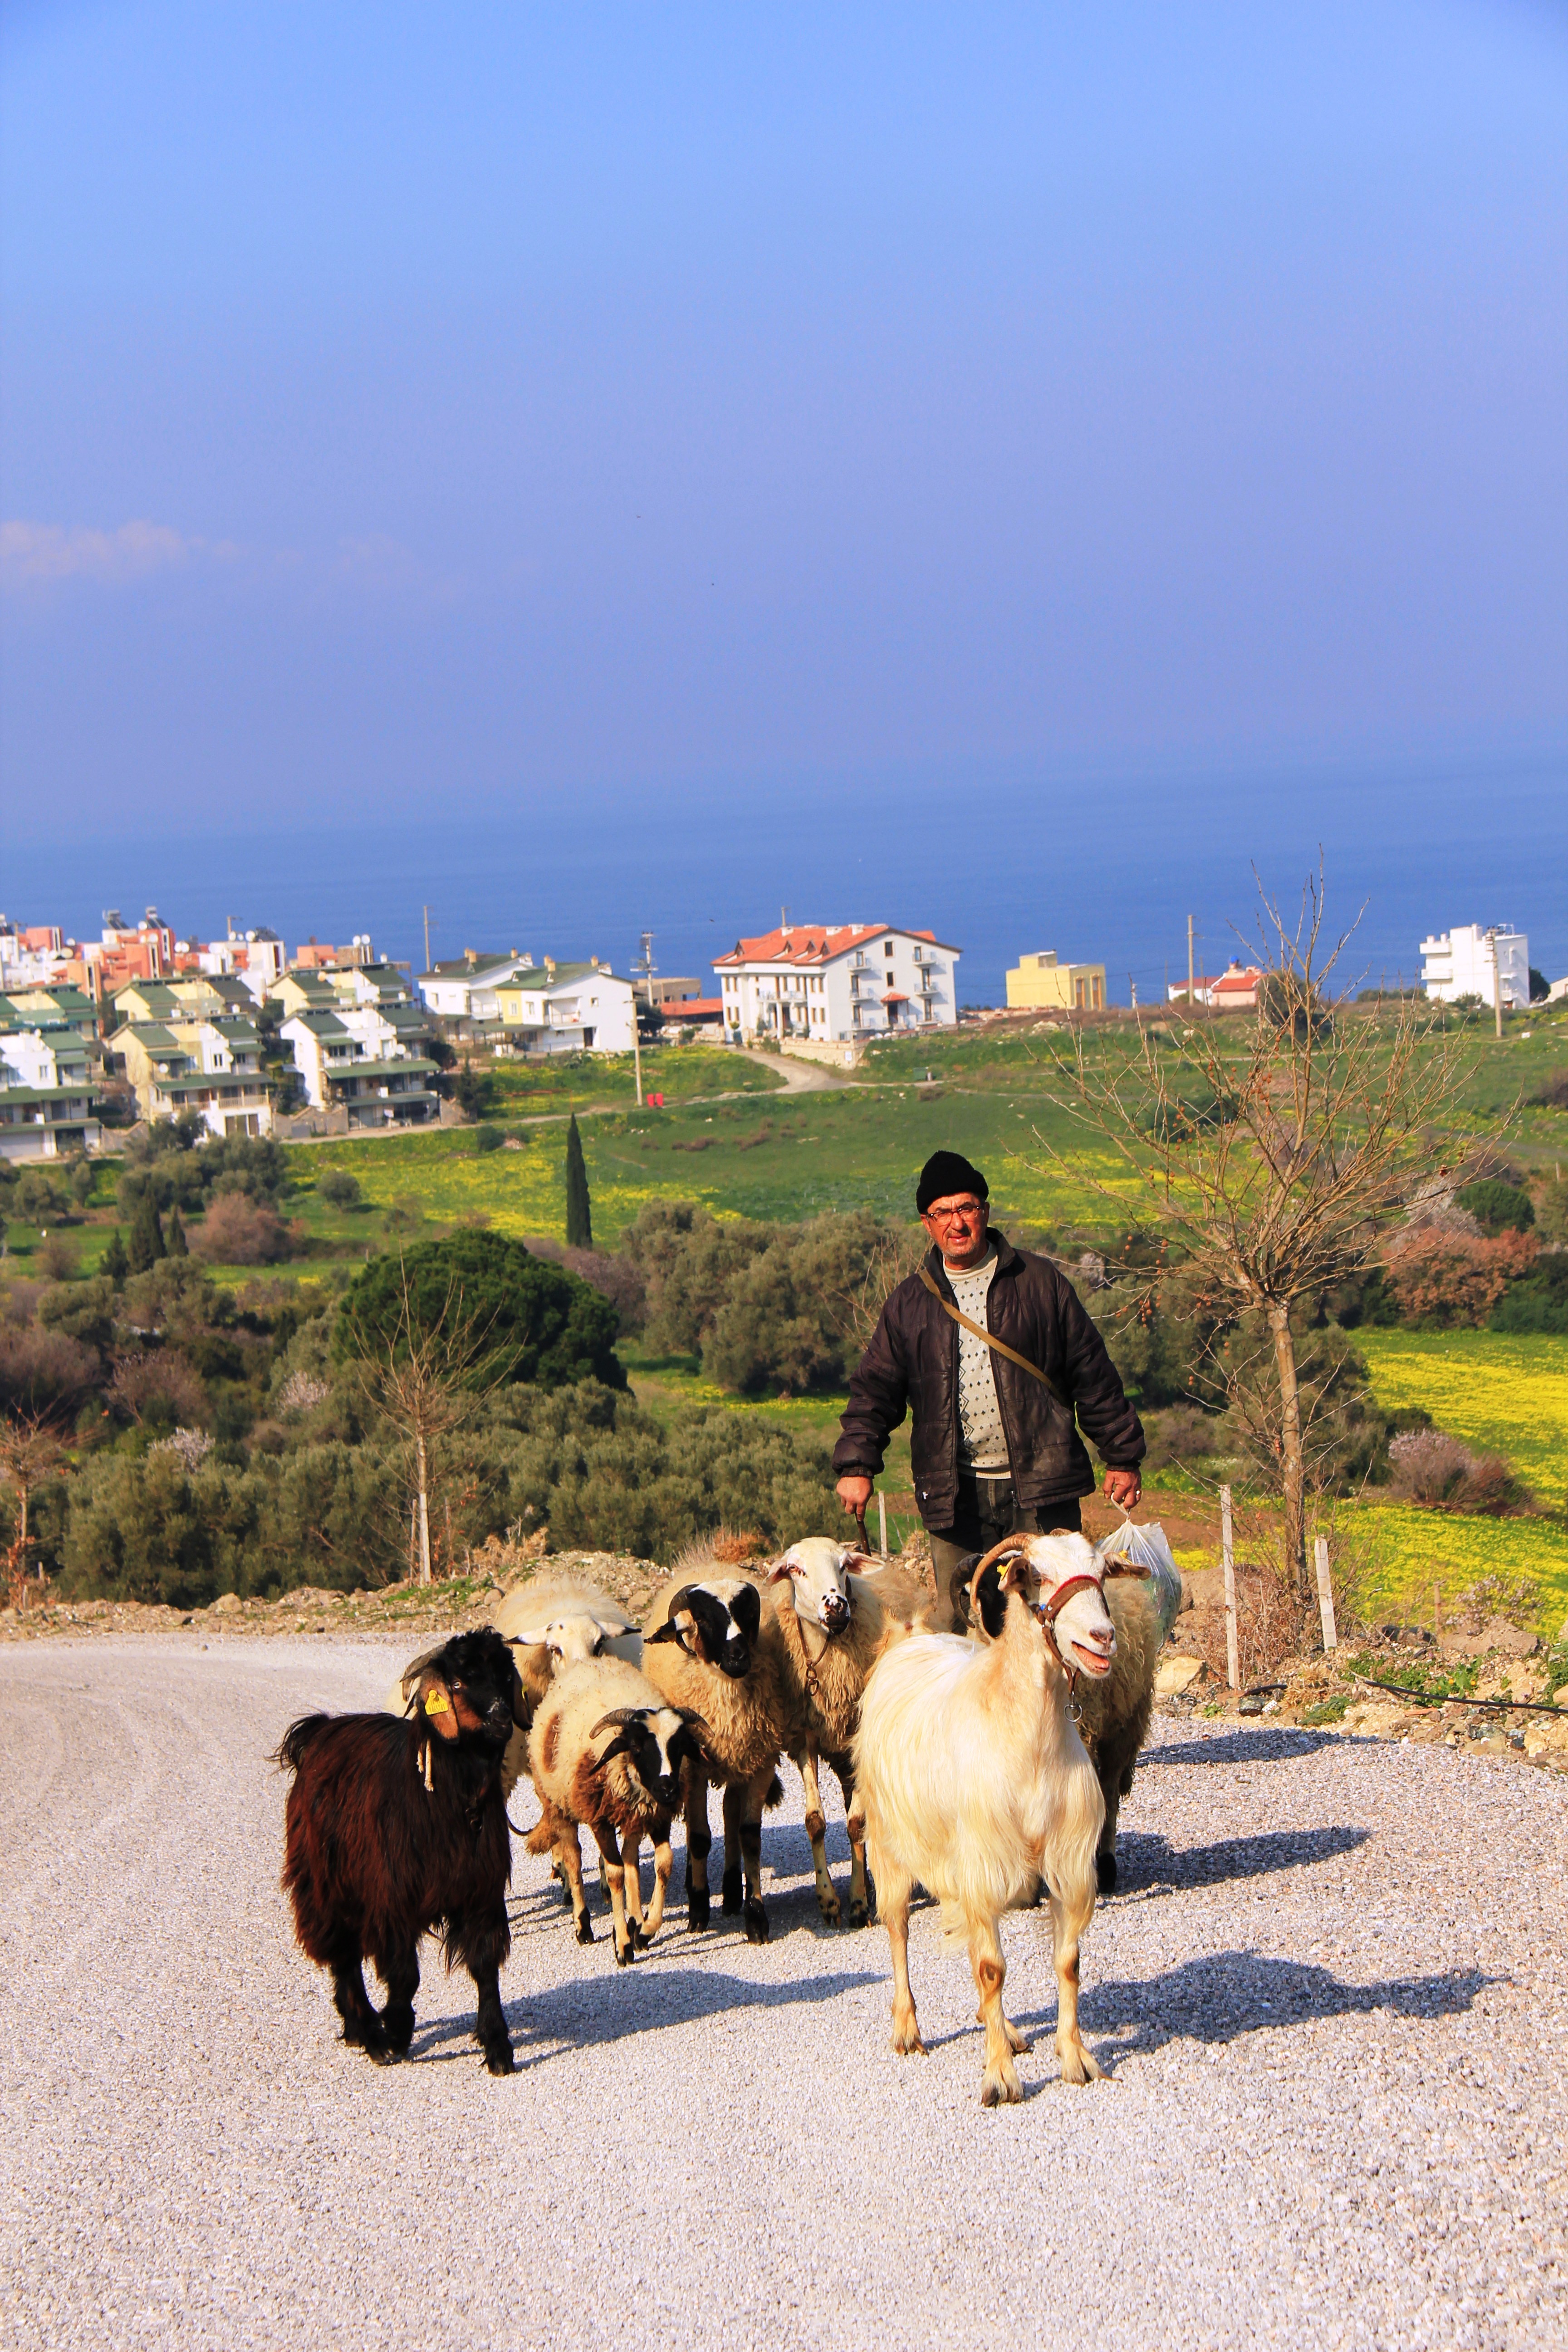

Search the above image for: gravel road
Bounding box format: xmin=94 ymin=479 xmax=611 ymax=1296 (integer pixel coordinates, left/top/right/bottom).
xmin=3 ymin=1637 xmax=1564 ymax=2352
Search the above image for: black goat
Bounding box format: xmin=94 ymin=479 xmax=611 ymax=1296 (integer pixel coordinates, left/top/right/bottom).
xmin=276 ymin=1627 xmax=526 ymax=2074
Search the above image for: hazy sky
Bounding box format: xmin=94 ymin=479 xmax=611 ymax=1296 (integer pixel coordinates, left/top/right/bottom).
xmin=2 ymin=1 xmax=1565 ymax=848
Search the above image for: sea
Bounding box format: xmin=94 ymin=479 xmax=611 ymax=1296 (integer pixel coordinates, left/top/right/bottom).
xmin=7 ymin=750 xmax=1564 ymax=1009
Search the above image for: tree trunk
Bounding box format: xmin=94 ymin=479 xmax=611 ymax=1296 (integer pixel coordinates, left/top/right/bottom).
xmin=414 ymin=1428 xmax=432 ymax=1586
xmin=1266 ymin=1300 xmax=1308 ymax=1598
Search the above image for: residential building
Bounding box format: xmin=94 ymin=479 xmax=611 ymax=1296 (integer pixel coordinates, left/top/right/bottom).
xmin=267 ymin=970 xmax=342 ymax=1020
xmin=110 ymin=974 xmax=257 ymax=1029
xmin=713 ymin=924 xmax=962 ymax=1044
xmin=1162 ymin=960 xmax=1264 ymax=1012
xmin=109 ymin=1016 xmax=274 ymax=1138
xmin=491 ymin=962 xmax=637 ymax=1054
xmin=293 ymin=935 xmax=377 ymax=972
xmin=1006 ymin=951 xmax=1106 ymax=1013
xmin=325 ymin=961 xmax=414 ymax=1011
xmin=646 ymin=976 xmax=704 ymax=1006
xmin=1420 ymin=924 xmax=1530 ymax=1010
xmin=0 ymin=985 xmax=100 ymax=1041
xmin=657 ymin=996 xmax=726 ymax=1038
xmin=418 ymin=951 xmax=538 ymax=1024
xmin=279 ymin=1006 xmax=440 ymax=1126
xmin=0 ymin=1018 xmax=101 ymax=1161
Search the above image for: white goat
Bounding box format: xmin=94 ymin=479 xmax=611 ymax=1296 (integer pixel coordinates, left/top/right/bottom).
xmin=768 ymin=1536 xmax=930 ymax=1928
xmin=852 ymin=1530 xmax=1114 ymax=2106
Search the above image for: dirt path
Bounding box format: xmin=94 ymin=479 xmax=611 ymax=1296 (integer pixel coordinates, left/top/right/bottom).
xmin=3 ymin=1637 xmax=1563 ymax=2350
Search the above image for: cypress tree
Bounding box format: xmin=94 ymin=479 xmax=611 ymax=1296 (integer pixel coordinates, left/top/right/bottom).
xmin=564 ymin=1114 xmax=592 ymax=1248
xmin=128 ymin=1193 xmax=166 ymax=1274
xmin=102 ymin=1227 xmax=129 ymax=1288
xmin=166 ymin=1204 xmax=189 ymax=1258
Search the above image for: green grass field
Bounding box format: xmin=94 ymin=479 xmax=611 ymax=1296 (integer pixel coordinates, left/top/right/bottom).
xmin=1356 ymin=1328 xmax=1568 ymax=1510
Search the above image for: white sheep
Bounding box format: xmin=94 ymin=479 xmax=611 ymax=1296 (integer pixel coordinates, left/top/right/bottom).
xmin=767 ymin=1536 xmax=931 ymax=1928
xmin=852 ymin=1530 xmax=1114 ymax=2105
xmin=525 ymin=1655 xmax=708 ymax=1963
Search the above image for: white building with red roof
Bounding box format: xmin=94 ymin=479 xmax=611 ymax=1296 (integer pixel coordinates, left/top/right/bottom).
xmin=712 ymin=923 xmax=961 ymax=1045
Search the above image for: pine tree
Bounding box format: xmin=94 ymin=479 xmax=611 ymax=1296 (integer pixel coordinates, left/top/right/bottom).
xmin=564 ymin=1114 xmax=592 ymax=1248
xmin=101 ymin=1227 xmax=129 ymax=1287
xmin=127 ymin=1194 xmax=166 ymax=1274
xmin=166 ymin=1205 xmax=189 ymax=1258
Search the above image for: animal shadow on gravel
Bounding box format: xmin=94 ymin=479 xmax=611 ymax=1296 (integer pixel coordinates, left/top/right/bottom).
xmin=410 ymin=1967 xmax=882 ymax=2065
xmin=1144 ymin=1728 xmax=1340 ymax=1767
xmin=1113 ymin=1823 xmax=1368 ymax=1894
xmin=1015 ymin=1953 xmax=1492 ymax=2059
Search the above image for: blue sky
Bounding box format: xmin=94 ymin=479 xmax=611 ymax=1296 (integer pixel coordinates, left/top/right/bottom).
xmin=2 ymin=3 xmax=1565 ymax=936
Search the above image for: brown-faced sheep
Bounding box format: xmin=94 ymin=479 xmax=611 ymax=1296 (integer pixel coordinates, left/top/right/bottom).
xmin=640 ymin=1562 xmax=789 ymax=1943
xmin=526 ymin=1656 xmax=707 ymax=1964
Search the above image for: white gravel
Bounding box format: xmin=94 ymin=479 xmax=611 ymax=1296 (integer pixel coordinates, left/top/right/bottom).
xmin=2 ymin=1637 xmax=1564 ymax=2352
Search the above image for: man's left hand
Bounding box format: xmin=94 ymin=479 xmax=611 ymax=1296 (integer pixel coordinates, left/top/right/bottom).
xmin=1103 ymin=1468 xmax=1142 ymax=1511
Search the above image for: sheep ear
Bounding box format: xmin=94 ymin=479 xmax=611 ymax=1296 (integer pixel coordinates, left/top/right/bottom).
xmin=972 ymin=1564 xmax=1010 ymax=1641
xmin=766 ymin=1560 xmax=799 ymax=1583
xmin=506 ymin=1659 xmax=529 ymax=1731
xmin=414 ymin=1671 xmax=460 ymax=1741
xmin=646 ymin=1619 xmax=682 ymax=1645
xmin=675 ymin=1708 xmax=710 ymax=1734
xmin=729 ymin=1585 xmax=761 ymax=1644
xmin=842 ymin=1551 xmax=882 ymax=1573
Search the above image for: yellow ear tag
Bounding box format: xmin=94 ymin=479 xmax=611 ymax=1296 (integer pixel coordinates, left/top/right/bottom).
xmin=424 ymin=1688 xmax=452 ymax=1716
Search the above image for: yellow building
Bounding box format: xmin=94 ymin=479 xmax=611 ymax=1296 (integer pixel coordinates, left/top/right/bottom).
xmin=1005 ymin=951 xmax=1105 ymax=1012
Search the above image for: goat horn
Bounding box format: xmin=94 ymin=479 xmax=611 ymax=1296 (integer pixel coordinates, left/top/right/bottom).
xmin=970 ymin=1536 xmax=1031 ymax=1582
xmin=399 ymin=1641 xmax=449 ymax=1698
xmin=590 ymin=1708 xmax=649 ymax=1735
xmin=675 ymin=1709 xmax=710 ymax=1733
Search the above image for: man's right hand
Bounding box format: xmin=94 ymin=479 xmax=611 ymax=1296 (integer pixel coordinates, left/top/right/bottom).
xmin=836 ymin=1474 xmax=873 ymax=1520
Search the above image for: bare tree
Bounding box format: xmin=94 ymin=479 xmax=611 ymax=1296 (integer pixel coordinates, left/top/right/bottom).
xmin=1035 ymin=868 xmax=1466 ymax=1592
xmin=344 ymin=1260 xmax=512 ymax=1586
xmin=0 ymin=1412 xmax=68 ymax=1606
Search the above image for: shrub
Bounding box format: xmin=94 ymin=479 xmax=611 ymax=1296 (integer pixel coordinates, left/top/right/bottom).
xmin=35 ymin=1234 xmax=76 ymax=1282
xmin=335 ymin=1231 xmax=625 ymax=1392
xmin=1490 ymin=1252 xmax=1568 ymax=1335
xmin=1386 ymin=1429 xmax=1532 ymax=1516
xmin=317 ymin=1169 xmax=362 ymax=1210
xmin=108 ymin=1349 xmax=211 ymax=1432
xmin=1383 ymin=1227 xmax=1538 ymax=1327
xmin=190 ymin=1194 xmax=300 ymax=1266
xmin=1531 ymin=1070 xmax=1568 ymax=1108
xmin=1537 ymin=1180 xmax=1568 ymax=1243
xmin=1455 ymin=1178 xmax=1534 ymax=1235
xmin=15 ymin=1171 xmax=70 ymax=1223
xmin=0 ymin=1321 xmax=101 ymax=1416
xmin=473 ymin=1125 xmax=504 ymax=1155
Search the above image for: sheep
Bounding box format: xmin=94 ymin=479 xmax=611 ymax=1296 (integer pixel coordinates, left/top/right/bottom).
xmin=525 ymin=1655 xmax=708 ymax=1964
xmin=947 ymin=1532 xmax=1183 ymax=1892
xmin=640 ymin=1561 xmax=790 ymax=1943
xmin=767 ymin=1536 xmax=931 ymax=1929
xmin=493 ymin=1577 xmax=643 ymax=1796
xmin=277 ymin=1626 xmax=525 ymax=2075
xmin=852 ymin=1532 xmax=1115 ymax=2105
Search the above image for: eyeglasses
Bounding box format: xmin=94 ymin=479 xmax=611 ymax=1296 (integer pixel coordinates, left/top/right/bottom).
xmin=924 ymin=1200 xmax=985 ymax=1225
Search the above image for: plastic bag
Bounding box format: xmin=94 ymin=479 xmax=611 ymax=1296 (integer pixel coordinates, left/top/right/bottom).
xmin=1096 ymin=1516 xmax=1183 ymax=1638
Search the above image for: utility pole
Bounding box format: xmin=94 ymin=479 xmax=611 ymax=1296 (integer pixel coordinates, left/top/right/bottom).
xmin=422 ymin=906 xmax=431 ymax=973
xmin=1186 ymin=915 xmax=1196 ymax=1008
xmin=1129 ymin=977 xmax=1138 ymax=1012
xmin=632 ymin=931 xmax=657 ymax=1107
xmin=1491 ymin=930 xmax=1504 ymax=1040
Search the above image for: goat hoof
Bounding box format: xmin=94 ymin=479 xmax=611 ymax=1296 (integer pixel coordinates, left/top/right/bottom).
xmin=980 ymin=2064 xmax=1023 ymax=2107
xmin=383 ymin=2011 xmax=415 ymax=2056
xmin=483 ymin=2041 xmax=516 ymax=2077
xmin=817 ymin=1900 xmax=842 ymax=1929
xmin=361 ymin=2034 xmax=396 ymax=2066
xmin=743 ymin=1900 xmax=770 ymax=1946
xmin=1058 ymin=2040 xmax=1107 ymax=2086
xmin=575 ymin=1917 xmax=595 ymax=1945
xmin=1096 ymin=1851 xmax=1118 ymax=1895
xmin=848 ymin=1900 xmax=870 ymax=1930
xmin=687 ymin=1887 xmax=710 ymax=1931
xmin=615 ymin=1939 xmax=637 ymax=1967
xmin=720 ymin=1870 xmax=744 ymax=1915
xmin=628 ymin=1921 xmax=647 ymax=1947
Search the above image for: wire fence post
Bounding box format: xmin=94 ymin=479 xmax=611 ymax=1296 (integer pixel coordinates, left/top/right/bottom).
xmin=1315 ymin=1534 xmax=1338 ymax=1651
xmin=1221 ymin=1483 xmax=1239 ymax=1692
xmin=877 ymin=1490 xmax=887 ymax=1556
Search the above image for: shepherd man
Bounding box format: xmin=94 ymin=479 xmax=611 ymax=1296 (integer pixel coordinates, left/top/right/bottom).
xmin=833 ymin=1150 xmax=1146 ymax=1629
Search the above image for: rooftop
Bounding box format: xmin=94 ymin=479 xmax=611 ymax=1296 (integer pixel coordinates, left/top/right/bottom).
xmin=713 ymin=923 xmax=957 ymax=968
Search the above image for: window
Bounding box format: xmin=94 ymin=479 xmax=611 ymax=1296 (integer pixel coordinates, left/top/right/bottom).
xmin=884 ymin=940 xmax=893 ymax=954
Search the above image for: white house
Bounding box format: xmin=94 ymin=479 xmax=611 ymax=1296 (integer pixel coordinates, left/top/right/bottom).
xmin=712 ymin=924 xmax=962 ymax=1044
xmin=0 ymin=1021 xmax=101 ymax=1161
xmin=280 ymin=1008 xmax=440 ymax=1126
xmin=417 ymin=951 xmax=537 ymax=1024
xmin=1420 ymin=925 xmax=1530 ymax=1010
xmin=492 ymin=962 xmax=637 ymax=1054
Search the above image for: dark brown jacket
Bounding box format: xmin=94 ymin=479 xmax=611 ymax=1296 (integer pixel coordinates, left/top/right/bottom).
xmin=832 ymin=1230 xmax=1144 ymax=1529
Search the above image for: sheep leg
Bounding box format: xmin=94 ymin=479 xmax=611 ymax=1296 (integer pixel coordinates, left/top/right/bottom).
xmin=620 ymin=1825 xmax=646 ymax=1943
xmin=683 ymin=1770 xmax=713 ymax=1931
xmin=592 ymin=1823 xmax=637 ymax=1966
xmin=835 ymin=1757 xmax=872 ymax=1929
xmin=329 ymin=1936 xmax=391 ymax=2063
xmin=725 ymin=1779 xmax=770 ymax=1944
xmin=643 ymin=1833 xmax=674 ymax=1943
xmin=719 ymin=1780 xmax=745 ymax=1916
xmin=970 ymin=1915 xmax=1025 ymax=2107
xmin=1049 ymin=1888 xmax=1105 ymax=2087
xmin=797 ymin=1740 xmax=841 ymax=1926
xmin=874 ymin=1855 xmax=924 ymax=2056
xmin=379 ymin=1942 xmax=420 ymax=2057
xmin=556 ymin=1823 xmax=596 ymax=1945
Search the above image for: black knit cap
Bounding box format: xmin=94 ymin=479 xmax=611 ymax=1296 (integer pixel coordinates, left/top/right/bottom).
xmin=916 ymin=1150 xmax=989 ymax=1214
